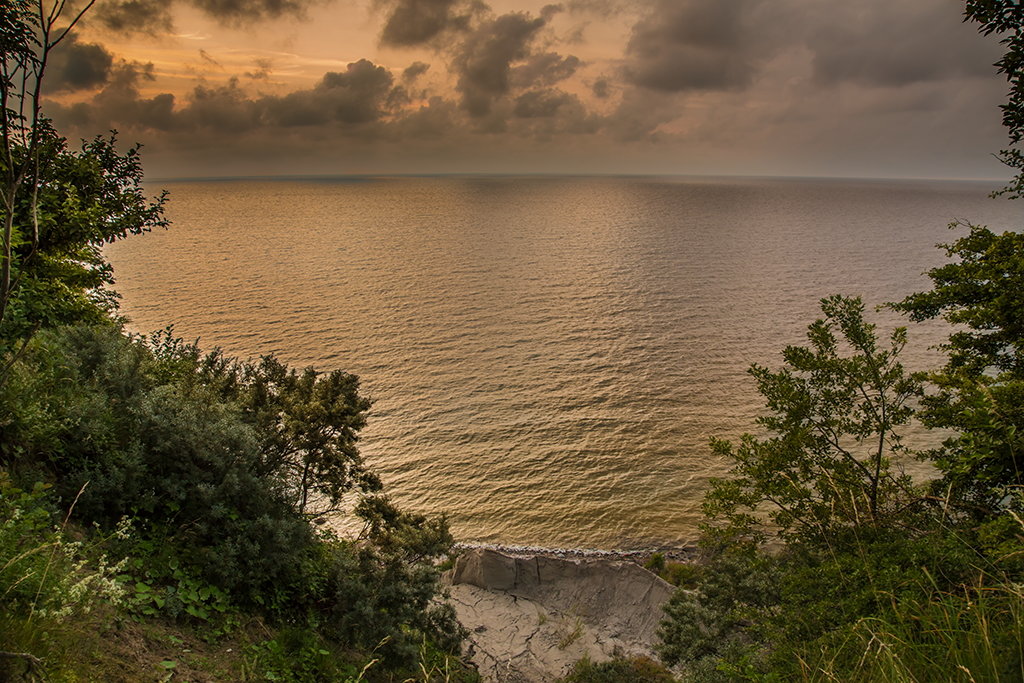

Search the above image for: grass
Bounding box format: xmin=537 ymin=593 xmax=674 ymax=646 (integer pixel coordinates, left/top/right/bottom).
xmin=799 ymin=577 xmax=1024 ymax=682
xmin=557 ymin=616 xmax=585 ymax=650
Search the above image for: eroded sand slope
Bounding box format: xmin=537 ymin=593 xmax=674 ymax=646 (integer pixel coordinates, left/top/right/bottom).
xmin=444 ymin=549 xmax=674 ymax=682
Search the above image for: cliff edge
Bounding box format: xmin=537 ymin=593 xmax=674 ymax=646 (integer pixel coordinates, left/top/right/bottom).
xmin=444 ymin=548 xmax=674 ymax=682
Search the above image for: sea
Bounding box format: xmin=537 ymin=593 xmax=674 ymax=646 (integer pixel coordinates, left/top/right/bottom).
xmin=104 ymin=175 xmax=1022 ymax=551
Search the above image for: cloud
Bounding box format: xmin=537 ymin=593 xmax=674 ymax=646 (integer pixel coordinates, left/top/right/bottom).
xmin=805 ymin=1 xmax=999 ymax=87
xmin=564 ymin=0 xmax=634 ymax=18
xmin=94 ymin=0 xmax=324 ymax=33
xmin=508 ymin=89 xmax=601 ymax=138
xmin=513 ymin=88 xmax=573 ymax=118
xmin=377 ymin=0 xmax=480 ymax=47
xmin=93 ymin=0 xmax=173 ymax=34
xmin=45 ymin=33 xmax=114 ymax=92
xmin=511 ymin=52 xmax=581 ymax=88
xmin=55 ymin=61 xmax=172 ymax=132
xmin=452 ymin=12 xmax=547 ymax=117
xmin=49 ymin=58 xmax=403 ymax=135
xmin=402 ymin=61 xmax=431 ymax=81
xmin=199 ymin=49 xmax=222 ymax=67
xmin=262 ymin=59 xmax=396 ymax=126
xmin=191 ymin=0 xmax=318 ymax=23
xmin=623 ymin=0 xmax=775 ymax=93
xmin=245 ymin=58 xmax=274 ymax=80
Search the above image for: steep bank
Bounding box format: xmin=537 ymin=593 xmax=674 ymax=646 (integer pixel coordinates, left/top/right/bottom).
xmin=444 ymin=548 xmax=675 ymax=682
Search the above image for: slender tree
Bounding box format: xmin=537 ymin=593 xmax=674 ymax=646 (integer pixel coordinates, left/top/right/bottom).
xmin=0 ymin=1 xmax=166 ymax=382
xmin=705 ymin=296 xmax=922 ymax=544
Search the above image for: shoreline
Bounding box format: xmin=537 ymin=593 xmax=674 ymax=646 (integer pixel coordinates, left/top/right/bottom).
xmin=452 ymin=541 xmax=699 ymax=565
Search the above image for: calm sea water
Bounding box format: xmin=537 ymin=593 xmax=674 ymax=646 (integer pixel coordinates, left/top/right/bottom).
xmin=106 ymin=176 xmax=1021 ymax=550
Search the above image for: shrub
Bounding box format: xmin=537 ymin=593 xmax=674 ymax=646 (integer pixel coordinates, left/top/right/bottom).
xmin=559 ymin=656 xmax=677 ymax=682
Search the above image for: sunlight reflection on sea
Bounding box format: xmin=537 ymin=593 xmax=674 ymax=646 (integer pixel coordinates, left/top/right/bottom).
xmin=106 ymin=176 xmax=1022 ymax=549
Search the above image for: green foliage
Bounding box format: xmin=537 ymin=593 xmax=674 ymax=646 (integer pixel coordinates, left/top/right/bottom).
xmin=645 ymin=552 xmax=666 ymax=573
xmin=0 ymin=6 xmax=464 ymax=678
xmin=1 ymin=1 xmax=166 ymax=370
xmin=0 ymin=128 xmax=167 ymax=345
xmin=0 ymin=472 xmax=125 ymax=620
xmin=140 ymin=330 xmax=381 ymax=517
xmin=657 ymin=546 xmax=779 ymax=672
xmin=704 ymin=295 xmax=922 ymax=545
xmin=243 ymin=628 xmax=358 ymax=683
xmin=658 ymin=532 xmax=983 ymax=679
xmin=0 ymin=471 xmax=126 ymax=681
xmin=0 ymin=323 xmax=464 ymax=668
xmin=303 ymin=521 xmax=464 ymax=665
xmin=123 ymin=552 xmax=234 ymax=631
xmin=893 ymin=222 xmax=1024 ymax=511
xmin=966 ymin=0 xmax=1024 ymax=198
xmin=559 ymin=656 xmax=677 ymax=683
xmin=644 ymin=552 xmax=699 ymax=587
xmin=802 ymin=577 xmax=1024 ymax=682
xmin=895 ymin=222 xmax=1024 ymax=377
xmin=219 ymin=353 xmax=380 ymax=517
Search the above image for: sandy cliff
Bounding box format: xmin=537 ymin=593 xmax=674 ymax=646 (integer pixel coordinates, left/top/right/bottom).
xmin=444 ymin=548 xmax=674 ymax=682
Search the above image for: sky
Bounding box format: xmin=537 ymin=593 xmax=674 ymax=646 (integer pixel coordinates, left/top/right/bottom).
xmin=41 ymin=0 xmax=1015 ymax=179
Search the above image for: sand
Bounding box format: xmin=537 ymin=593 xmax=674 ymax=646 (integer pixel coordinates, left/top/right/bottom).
xmin=443 ymin=548 xmax=677 ymax=682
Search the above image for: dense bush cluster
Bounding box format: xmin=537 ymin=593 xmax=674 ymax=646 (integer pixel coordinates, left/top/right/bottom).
xmin=0 ymin=323 xmax=467 ymax=675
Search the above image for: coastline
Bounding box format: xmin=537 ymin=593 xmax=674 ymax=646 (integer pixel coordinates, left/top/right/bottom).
xmin=451 ymin=542 xmax=698 ymax=565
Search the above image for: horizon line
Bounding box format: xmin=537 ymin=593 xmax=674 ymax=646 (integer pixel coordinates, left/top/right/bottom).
xmin=146 ymin=171 xmax=1011 ymax=185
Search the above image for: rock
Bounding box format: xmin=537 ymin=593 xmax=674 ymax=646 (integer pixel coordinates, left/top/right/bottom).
xmin=444 ymin=548 xmax=675 ymax=682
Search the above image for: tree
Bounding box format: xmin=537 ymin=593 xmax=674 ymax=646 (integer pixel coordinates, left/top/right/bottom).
xmin=704 ymin=295 xmax=922 ymax=545
xmin=965 ymin=0 xmax=1024 ymax=198
xmin=142 ymin=334 xmax=383 ymax=518
xmin=0 ymin=1 xmax=166 ymax=378
xmin=892 ymin=222 xmax=1024 ymax=512
xmin=884 ymin=2 xmax=1024 ymax=514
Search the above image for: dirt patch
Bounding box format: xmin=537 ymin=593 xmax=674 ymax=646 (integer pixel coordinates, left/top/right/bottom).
xmin=444 ymin=548 xmax=675 ymax=682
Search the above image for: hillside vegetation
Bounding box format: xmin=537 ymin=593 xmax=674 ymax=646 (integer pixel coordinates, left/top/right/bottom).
xmin=0 ymin=2 xmax=473 ymax=681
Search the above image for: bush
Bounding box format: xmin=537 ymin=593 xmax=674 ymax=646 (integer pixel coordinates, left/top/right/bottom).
xmin=0 ymin=471 xmax=126 ymax=681
xmin=0 ymin=323 xmax=464 ymax=669
xmin=559 ymin=656 xmax=677 ymax=682
xmin=0 ymin=472 xmax=124 ymax=620
xmin=303 ymin=500 xmax=464 ymax=665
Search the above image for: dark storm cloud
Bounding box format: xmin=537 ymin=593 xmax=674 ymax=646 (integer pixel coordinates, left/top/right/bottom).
xmin=45 ymin=32 xmax=114 ymax=92
xmin=94 ymin=0 xmax=173 ymax=34
xmin=623 ymin=0 xmax=772 ymax=92
xmin=191 ymin=0 xmax=318 ymax=22
xmin=452 ymin=12 xmax=546 ymax=117
xmin=622 ymin=0 xmax=1000 ymax=95
xmin=402 ymin=61 xmax=431 ymax=81
xmin=55 ymin=60 xmax=173 ymax=131
xmin=805 ymin=1 xmax=999 ymax=87
xmin=507 ymin=89 xmax=601 ymax=138
xmin=263 ymin=59 xmax=396 ymax=126
xmin=513 ymin=88 xmax=574 ymax=118
xmin=377 ymin=0 xmax=480 ymax=47
xmin=94 ymin=0 xmax=323 ymax=33
xmin=49 ymin=58 xmax=402 ymax=135
xmin=510 ymin=52 xmax=581 ymax=88
xmin=564 ymin=0 xmax=632 ymax=18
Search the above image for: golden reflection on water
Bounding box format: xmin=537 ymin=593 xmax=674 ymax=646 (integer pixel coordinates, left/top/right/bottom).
xmin=106 ymin=176 xmax=1021 ymax=549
